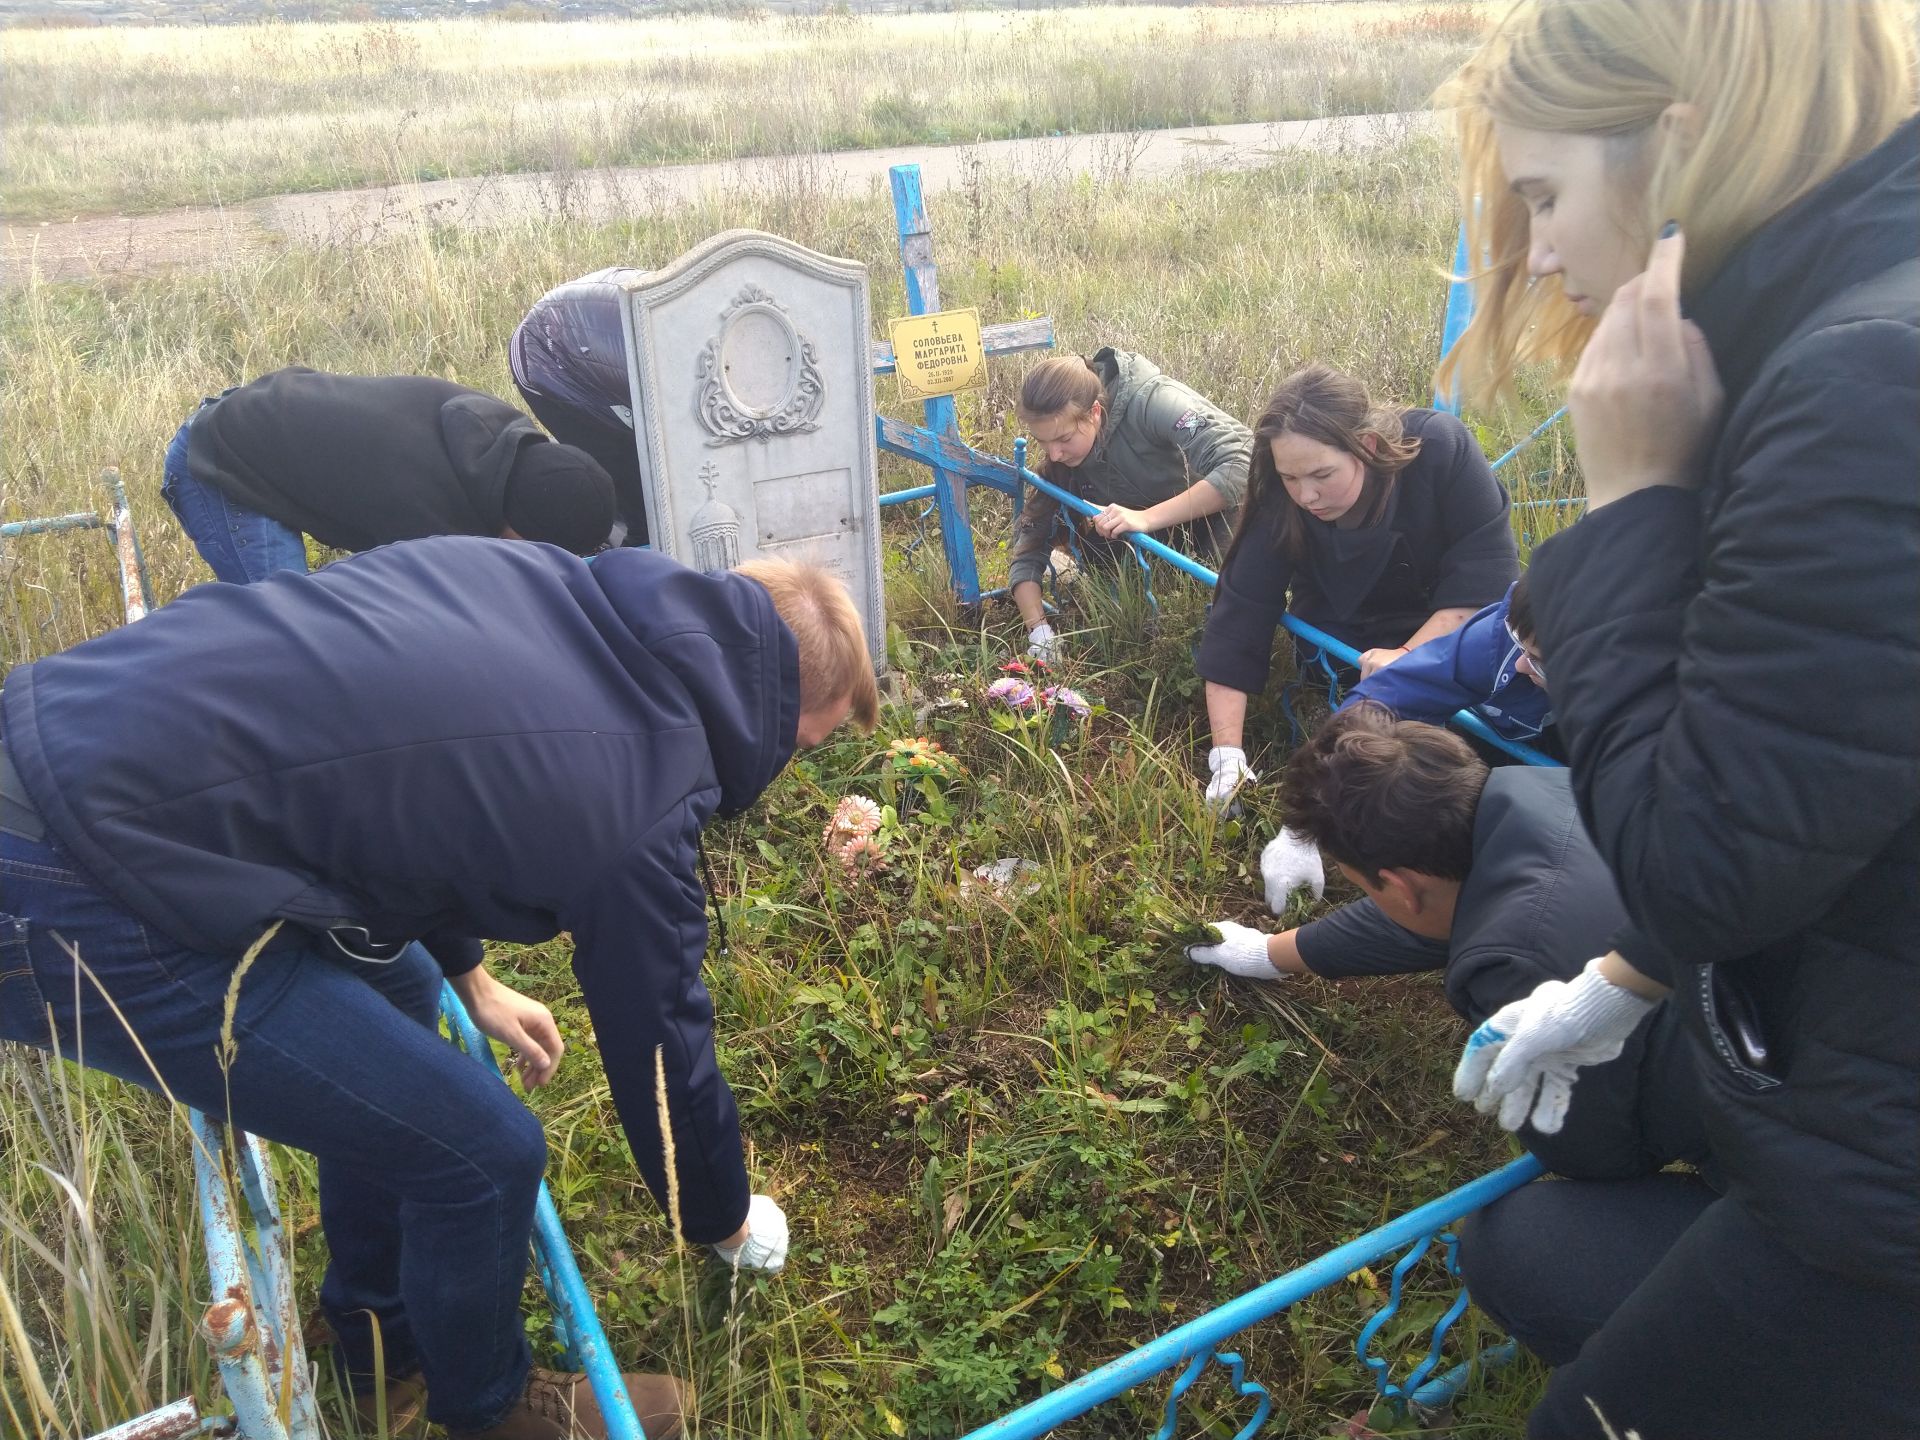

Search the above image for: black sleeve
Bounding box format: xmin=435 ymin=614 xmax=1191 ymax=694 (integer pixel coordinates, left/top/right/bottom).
xmin=1444 ymin=940 xmax=1571 ymax=1029
xmin=1419 ymin=414 xmax=1519 ymax=611
xmin=1294 ymin=899 xmax=1449 ymax=979
xmin=1529 ymin=324 xmax=1920 ymax=968
xmin=421 ymin=927 xmax=484 ymax=977
xmin=1195 ymin=505 xmax=1295 ymax=694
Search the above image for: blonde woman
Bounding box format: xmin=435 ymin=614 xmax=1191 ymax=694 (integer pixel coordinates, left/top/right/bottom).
xmin=1434 ymin=4 xmax=1919 ymax=1436
xmin=1009 ymin=349 xmax=1251 ymax=662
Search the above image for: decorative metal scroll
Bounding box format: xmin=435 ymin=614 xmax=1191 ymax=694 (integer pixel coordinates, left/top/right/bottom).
xmin=695 ymin=284 xmax=826 ymax=445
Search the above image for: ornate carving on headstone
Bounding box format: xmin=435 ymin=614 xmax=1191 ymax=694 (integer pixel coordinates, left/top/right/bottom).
xmin=616 ymin=229 xmax=885 ymax=671
xmin=688 ymin=461 xmax=743 ymax=571
xmin=695 ymin=284 xmax=827 ymax=445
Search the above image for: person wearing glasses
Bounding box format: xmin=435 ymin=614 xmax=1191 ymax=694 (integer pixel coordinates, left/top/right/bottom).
xmin=1342 ymin=571 xmax=1555 ymax=757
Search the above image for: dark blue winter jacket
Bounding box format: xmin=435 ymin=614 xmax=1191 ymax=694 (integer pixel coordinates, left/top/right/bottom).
xmin=0 ymin=538 xmax=798 ymax=1243
xmin=1342 ymin=582 xmax=1551 ymax=741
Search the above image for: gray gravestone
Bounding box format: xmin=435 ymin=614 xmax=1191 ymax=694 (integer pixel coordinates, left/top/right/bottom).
xmin=617 ymin=230 xmax=885 ymax=672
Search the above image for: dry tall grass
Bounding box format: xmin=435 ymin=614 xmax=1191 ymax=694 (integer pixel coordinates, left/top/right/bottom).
xmin=1 ymin=2 xmax=1492 ymax=218
xmin=0 ymin=132 xmax=1571 ymax=667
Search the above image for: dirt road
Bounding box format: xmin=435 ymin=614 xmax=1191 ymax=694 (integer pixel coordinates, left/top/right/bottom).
xmin=3 ymin=111 xmax=1430 ymax=285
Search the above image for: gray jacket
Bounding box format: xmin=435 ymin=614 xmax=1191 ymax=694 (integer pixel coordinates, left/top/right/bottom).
xmin=1009 ymin=348 xmax=1250 ymax=588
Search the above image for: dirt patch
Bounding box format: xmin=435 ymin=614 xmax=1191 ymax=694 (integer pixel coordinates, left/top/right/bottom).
xmin=3 ymin=112 xmax=1433 ymax=286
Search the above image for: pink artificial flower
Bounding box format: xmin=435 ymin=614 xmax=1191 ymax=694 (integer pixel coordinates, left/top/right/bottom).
xmin=986 ymin=677 xmax=1037 ymax=709
xmin=1043 ymin=686 xmax=1092 ymax=718
xmin=830 ymin=794 xmax=884 ymax=836
xmin=837 ymin=834 xmax=889 ymax=875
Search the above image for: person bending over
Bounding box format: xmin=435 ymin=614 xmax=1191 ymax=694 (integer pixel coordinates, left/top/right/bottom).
xmin=162 ymin=366 xmax=615 ymax=584
xmin=0 ymin=542 xmax=877 ymax=1438
xmin=1009 ymin=349 xmax=1251 ymax=664
xmin=1186 ymin=703 xmax=1703 ymax=1180
xmin=1194 ymin=364 xmax=1517 ymax=814
xmin=509 ymin=267 xmax=651 ymax=546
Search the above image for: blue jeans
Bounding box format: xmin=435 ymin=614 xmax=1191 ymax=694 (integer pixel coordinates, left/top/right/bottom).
xmin=0 ymin=825 xmax=541 ymax=1428
xmin=160 ymin=397 xmax=310 ymax=584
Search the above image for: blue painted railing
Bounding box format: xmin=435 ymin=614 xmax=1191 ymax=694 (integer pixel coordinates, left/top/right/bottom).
xmin=957 ymin=1156 xmax=1544 ymax=1439
xmin=440 ymin=984 xmax=649 ymax=1440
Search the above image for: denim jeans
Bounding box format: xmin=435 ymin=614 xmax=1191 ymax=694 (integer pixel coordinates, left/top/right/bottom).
xmin=160 ymin=396 xmax=310 ymax=584
xmin=0 ymin=825 xmax=541 ymax=1428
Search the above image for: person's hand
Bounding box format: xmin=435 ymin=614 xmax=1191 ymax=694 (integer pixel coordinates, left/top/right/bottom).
xmin=1358 ymin=646 xmax=1409 ymax=681
xmin=1091 ymin=503 xmax=1151 ymax=539
xmin=1186 ymin=921 xmax=1281 ymax=980
xmin=458 ymin=966 xmax=565 ymax=1089
xmin=1203 ymin=746 xmax=1256 ymax=817
xmin=1452 ymin=958 xmax=1658 ymax=1133
xmin=1027 ymin=622 xmax=1061 ymax=666
xmin=712 ymin=1193 xmax=789 ymax=1273
xmin=1568 ymin=225 xmax=1724 ymax=511
xmin=1261 ymin=826 xmax=1325 ymax=911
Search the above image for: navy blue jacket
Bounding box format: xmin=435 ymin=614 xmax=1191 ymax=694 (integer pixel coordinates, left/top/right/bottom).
xmin=1196 ymin=409 xmax=1517 ymax=691
xmin=1 ymin=538 xmax=798 ymax=1243
xmin=1342 ymin=583 xmax=1551 ymax=741
xmin=1530 ymin=116 xmax=1920 ymax=1297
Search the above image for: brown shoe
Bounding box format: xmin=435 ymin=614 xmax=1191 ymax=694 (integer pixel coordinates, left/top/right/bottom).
xmin=350 ymin=1370 xmax=430 ymax=1437
xmin=450 ymin=1366 xmax=691 ymax=1440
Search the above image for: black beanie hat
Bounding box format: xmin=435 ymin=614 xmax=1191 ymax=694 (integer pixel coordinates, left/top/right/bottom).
xmin=503 ymin=441 xmax=616 ymax=554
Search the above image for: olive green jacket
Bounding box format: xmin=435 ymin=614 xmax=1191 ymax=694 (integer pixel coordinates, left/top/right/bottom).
xmin=1008 ymin=348 xmax=1251 ymax=589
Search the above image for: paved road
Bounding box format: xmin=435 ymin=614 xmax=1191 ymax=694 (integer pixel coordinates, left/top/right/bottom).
xmin=4 ymin=110 xmax=1432 ymax=284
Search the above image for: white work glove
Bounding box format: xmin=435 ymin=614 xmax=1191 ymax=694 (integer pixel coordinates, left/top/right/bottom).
xmin=1452 ymin=959 xmax=1658 ymax=1134
xmin=712 ymin=1193 xmax=789 ymax=1274
xmin=1203 ymin=746 xmax=1256 ymax=817
xmin=1261 ymin=826 xmax=1325 ymax=911
xmin=1027 ymin=623 xmax=1060 ymax=665
xmin=1186 ymin=920 xmax=1281 ymax=981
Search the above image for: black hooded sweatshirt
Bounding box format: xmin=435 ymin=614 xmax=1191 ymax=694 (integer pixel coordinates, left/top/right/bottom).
xmin=187 ymin=367 xmax=547 ymax=553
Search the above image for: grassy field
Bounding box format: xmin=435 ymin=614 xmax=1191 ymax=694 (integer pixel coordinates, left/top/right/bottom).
xmin=0 ymin=119 xmax=1578 ymax=1437
xmin=0 ymin=2 xmax=1493 ymax=220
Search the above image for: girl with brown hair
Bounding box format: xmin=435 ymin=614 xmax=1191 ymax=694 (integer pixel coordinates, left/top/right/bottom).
xmin=1193 ymin=363 xmax=1518 ymax=812
xmin=1008 ymin=348 xmax=1251 ymax=663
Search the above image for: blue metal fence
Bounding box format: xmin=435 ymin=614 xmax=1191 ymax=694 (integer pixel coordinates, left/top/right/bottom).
xmin=957 ymin=1157 xmax=1543 ymax=1440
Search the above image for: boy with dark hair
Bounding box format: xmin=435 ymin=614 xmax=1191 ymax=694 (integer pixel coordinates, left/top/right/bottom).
xmin=163 ymin=367 xmax=618 ymax=583
xmin=1186 ymin=703 xmax=1703 ymax=1176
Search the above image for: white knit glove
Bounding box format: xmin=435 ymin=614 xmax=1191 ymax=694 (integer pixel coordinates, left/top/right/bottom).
xmin=1186 ymin=921 xmax=1282 ymax=980
xmin=712 ymin=1193 xmax=789 ymax=1273
xmin=1453 ymin=959 xmax=1658 ymax=1134
xmin=1027 ymin=623 xmax=1060 ymax=665
xmin=1203 ymin=746 xmax=1256 ymax=816
xmin=1261 ymin=826 xmax=1325 ymax=910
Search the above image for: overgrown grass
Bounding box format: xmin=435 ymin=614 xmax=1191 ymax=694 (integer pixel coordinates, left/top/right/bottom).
xmin=2 ymin=137 xmax=1569 ymax=1436
xmin=0 ymin=3 xmax=1494 ymax=220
